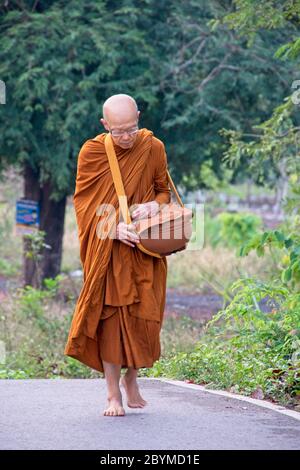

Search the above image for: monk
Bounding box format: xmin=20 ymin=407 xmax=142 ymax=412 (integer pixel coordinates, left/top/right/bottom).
xmin=64 ymin=93 xmax=171 ymax=417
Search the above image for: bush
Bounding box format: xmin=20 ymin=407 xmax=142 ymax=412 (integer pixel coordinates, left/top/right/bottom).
xmin=149 ymin=278 xmax=300 ymax=406
xmin=204 ymin=211 xmax=262 ymax=249
xmin=218 ymin=212 xmax=262 ymax=248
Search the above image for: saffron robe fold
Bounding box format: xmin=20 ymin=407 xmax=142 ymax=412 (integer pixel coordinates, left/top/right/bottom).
xmin=64 ymin=128 xmax=171 ymax=371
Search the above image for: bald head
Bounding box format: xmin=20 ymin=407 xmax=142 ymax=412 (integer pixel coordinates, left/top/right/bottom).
xmin=102 ymin=94 xmax=138 ymax=124
xmin=100 ymin=94 xmax=140 ymax=149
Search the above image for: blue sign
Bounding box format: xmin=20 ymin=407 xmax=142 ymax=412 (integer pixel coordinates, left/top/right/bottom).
xmin=15 ymin=199 xmax=40 ymax=235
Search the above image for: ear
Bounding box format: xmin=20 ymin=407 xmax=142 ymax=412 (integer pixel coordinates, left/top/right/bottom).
xmin=100 ymin=118 xmax=109 ymax=130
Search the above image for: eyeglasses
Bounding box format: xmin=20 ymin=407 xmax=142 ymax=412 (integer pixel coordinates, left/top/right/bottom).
xmin=109 ymin=126 xmax=139 ymax=137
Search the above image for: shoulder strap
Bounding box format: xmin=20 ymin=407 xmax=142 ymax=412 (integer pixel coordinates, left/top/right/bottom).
xmin=104 ymin=132 xmax=132 ymax=224
xmin=167 ymin=172 xmax=184 ymax=208
xmin=97 ymin=133 xmax=184 ymax=224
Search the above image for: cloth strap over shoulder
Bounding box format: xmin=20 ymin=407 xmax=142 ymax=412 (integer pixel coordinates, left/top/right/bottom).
xmin=103 ymin=132 xmax=183 ymax=225
xmin=102 ymin=132 xmax=193 ymax=259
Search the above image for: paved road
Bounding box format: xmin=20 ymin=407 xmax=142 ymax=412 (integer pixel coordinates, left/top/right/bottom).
xmin=0 ymin=378 xmax=299 ymax=450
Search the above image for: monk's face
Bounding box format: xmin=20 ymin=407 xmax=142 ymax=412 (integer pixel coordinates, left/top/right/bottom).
xmin=101 ymin=108 xmax=140 ymax=150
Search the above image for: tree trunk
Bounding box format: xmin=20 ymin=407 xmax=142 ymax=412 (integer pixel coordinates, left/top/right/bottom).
xmin=23 ymin=162 xmax=67 ymax=287
xmin=23 ymin=163 xmax=41 ymax=287
xmin=39 ymin=180 xmax=67 ymax=282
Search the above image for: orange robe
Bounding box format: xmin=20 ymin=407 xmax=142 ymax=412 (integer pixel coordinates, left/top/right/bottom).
xmin=64 ymin=128 xmax=171 ymax=372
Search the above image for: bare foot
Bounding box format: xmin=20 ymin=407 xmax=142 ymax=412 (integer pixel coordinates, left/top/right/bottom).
xmin=120 ymin=375 xmax=148 ymax=408
xmin=103 ymin=393 xmax=125 ymax=416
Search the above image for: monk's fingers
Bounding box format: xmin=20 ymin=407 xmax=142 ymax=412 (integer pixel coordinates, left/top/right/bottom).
xmin=127 ymin=223 xmax=138 ymax=231
xmin=131 ymin=204 xmax=148 ymax=218
xmin=126 ymin=235 xmax=140 ymax=244
xmin=117 ymin=223 xmax=140 ymax=246
xmin=132 ymin=210 xmax=148 ymax=220
xmin=118 ymin=226 xmax=137 ymax=238
xmin=120 ymin=239 xmax=135 ymax=248
xmin=125 ymin=229 xmax=140 ymax=241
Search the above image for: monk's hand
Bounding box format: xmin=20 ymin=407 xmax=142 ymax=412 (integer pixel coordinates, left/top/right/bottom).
xmin=130 ymin=201 xmax=160 ymax=221
xmin=115 ymin=222 xmax=140 ymax=248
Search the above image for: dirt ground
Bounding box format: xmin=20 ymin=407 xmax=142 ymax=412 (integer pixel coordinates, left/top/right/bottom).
xmin=165 ymin=287 xmax=223 ymax=321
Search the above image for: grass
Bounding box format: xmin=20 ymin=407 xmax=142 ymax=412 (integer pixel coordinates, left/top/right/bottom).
xmin=143 ymin=280 xmax=300 ymax=409
xmin=0 ymin=279 xmax=205 ymax=380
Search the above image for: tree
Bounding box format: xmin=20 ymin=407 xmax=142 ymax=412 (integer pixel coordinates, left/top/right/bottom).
xmin=217 ymin=0 xmax=300 ymax=289
xmin=146 ymin=0 xmax=299 ymax=186
xmin=217 ymin=0 xmax=300 ymax=206
xmin=0 ymin=0 xmax=156 ymax=285
xmin=1 ymin=0 xmax=299 ymax=285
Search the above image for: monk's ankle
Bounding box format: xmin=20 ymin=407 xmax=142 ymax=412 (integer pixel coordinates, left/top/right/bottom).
xmin=107 ymin=390 xmax=122 ymax=401
xmin=123 ymin=374 xmax=138 ymax=385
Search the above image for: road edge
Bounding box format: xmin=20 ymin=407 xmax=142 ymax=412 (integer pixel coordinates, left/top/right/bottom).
xmin=142 ymin=377 xmax=300 ymax=422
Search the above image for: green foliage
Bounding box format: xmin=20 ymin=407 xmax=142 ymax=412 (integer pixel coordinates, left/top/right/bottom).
xmin=220 ymin=97 xmax=300 ymax=188
xmin=275 ymin=38 xmax=300 ymax=60
xmin=0 ymin=272 xmax=99 ymax=379
xmin=156 ymin=0 xmax=297 ymax=186
xmin=0 ymin=258 xmax=19 ymax=277
xmin=0 ymin=357 xmax=97 ymax=380
xmin=147 ymin=0 xmax=300 ymax=406
xmin=217 ymin=212 xmax=262 ymax=249
xmin=0 ymin=0 xmax=157 ymax=197
xmin=206 ymin=211 xmax=262 ymax=249
xmin=239 ymin=224 xmax=300 ymax=288
xmin=159 ymin=0 xmax=300 ymax=406
xmin=217 ymin=0 xmax=300 ymax=187
xmin=16 ymin=274 xmax=64 ymax=333
xmin=0 ymin=0 xmax=298 ymax=191
xmin=150 ymin=278 xmax=300 ymax=405
xmin=23 ymin=230 xmax=52 ymax=288
xmin=218 ymin=0 xmax=300 ymax=46
xmin=0 ymin=275 xmax=206 ymax=379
